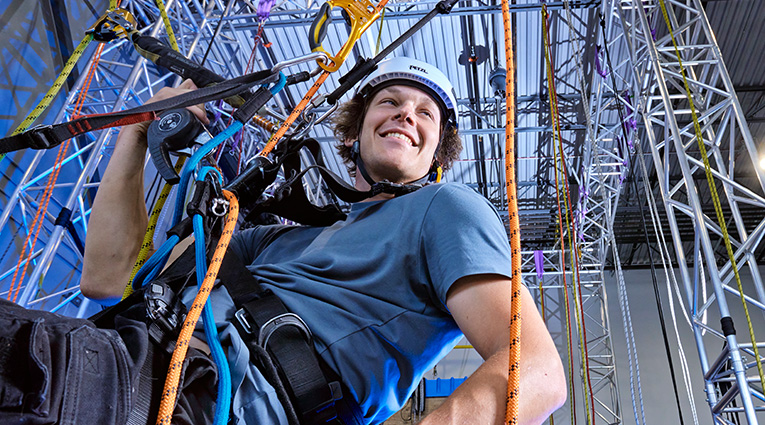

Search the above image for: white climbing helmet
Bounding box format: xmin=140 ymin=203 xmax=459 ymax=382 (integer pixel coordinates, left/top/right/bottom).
xmin=357 ymin=57 xmax=459 ymax=129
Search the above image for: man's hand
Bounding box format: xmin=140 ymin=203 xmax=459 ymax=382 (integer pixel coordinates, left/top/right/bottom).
xmin=80 ymin=79 xmax=207 ymax=300
xmin=422 ymin=274 xmax=566 ymax=425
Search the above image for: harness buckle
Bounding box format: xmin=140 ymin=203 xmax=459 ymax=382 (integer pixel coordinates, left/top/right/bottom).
xmin=258 ymin=313 xmax=313 ymax=348
xmin=26 ymin=125 xmax=56 ymax=150
xmin=234 ymin=308 xmax=253 ymax=334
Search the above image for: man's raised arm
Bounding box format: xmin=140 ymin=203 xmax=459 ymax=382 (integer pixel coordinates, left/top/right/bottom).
xmin=81 ymin=79 xmax=207 ymax=300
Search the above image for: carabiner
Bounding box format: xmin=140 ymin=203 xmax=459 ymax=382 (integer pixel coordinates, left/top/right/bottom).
xmin=308 ymin=0 xmax=384 ymax=72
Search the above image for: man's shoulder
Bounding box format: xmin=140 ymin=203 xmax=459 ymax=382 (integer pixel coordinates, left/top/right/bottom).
xmin=414 ymin=182 xmax=492 ymax=211
xmin=415 ymin=182 xmax=484 ymax=201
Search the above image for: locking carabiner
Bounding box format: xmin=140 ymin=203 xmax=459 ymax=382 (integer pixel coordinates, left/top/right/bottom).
xmin=308 ymin=0 xmax=386 ymax=72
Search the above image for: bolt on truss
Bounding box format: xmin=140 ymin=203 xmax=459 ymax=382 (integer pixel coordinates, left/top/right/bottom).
xmin=612 ymin=0 xmax=765 ymax=422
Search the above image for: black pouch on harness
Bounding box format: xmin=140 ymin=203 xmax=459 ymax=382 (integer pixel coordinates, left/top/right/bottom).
xmin=0 ymin=298 xmax=134 ymax=425
xmin=90 ymin=246 xmax=218 ymax=425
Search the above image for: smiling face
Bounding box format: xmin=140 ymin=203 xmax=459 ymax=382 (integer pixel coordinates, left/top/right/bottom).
xmin=345 ymin=85 xmax=442 ymax=185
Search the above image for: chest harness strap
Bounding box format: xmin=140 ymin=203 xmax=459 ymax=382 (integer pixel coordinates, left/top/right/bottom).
xmin=218 ymin=251 xmax=349 ymax=425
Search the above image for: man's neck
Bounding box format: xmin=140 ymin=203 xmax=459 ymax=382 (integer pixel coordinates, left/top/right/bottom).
xmin=353 ymin=175 xmax=395 ymax=202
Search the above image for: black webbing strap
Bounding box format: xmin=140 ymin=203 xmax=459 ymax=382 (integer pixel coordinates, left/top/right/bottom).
xmin=219 ymin=251 xmax=344 ymax=425
xmin=0 ymin=68 xmax=279 ymax=154
xmin=54 ymin=207 xmax=85 ymax=254
xmin=246 ymin=138 xmax=347 ymax=226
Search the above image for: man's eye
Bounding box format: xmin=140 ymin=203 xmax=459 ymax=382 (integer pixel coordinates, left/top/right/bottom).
xmin=381 ymin=99 xmax=396 ymax=105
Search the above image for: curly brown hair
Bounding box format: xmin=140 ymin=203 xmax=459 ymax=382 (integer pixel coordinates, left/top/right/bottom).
xmin=331 ymin=92 xmax=462 ymax=175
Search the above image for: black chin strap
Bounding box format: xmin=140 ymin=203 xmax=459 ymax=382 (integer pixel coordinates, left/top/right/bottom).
xmin=349 ymin=140 xmax=432 ymax=196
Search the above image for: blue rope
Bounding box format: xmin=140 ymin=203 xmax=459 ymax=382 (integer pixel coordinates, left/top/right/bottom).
xmin=171 ymin=121 xmax=244 ymax=227
xmin=170 ymin=71 xmax=286 ymax=228
xmin=131 ymin=234 xmax=180 ymax=290
xmin=193 ymin=213 xmax=231 ymax=425
xmin=193 ymin=168 xmax=230 ymax=425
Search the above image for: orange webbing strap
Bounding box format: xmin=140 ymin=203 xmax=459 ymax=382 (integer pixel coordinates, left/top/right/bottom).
xmin=122 ymin=157 xmax=187 ymax=299
xmin=7 ymin=33 xmax=108 ymax=303
xmin=501 ymin=0 xmax=521 ymax=422
xmin=155 ymin=189 xmax=238 ymax=424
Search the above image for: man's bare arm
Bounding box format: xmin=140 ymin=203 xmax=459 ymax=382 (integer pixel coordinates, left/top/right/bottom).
xmin=422 ymin=274 xmax=567 ymax=425
xmin=81 ymin=80 xmax=207 ymax=300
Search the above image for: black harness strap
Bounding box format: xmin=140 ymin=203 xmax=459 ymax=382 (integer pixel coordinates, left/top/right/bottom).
xmin=218 ymin=251 xmax=344 ymax=425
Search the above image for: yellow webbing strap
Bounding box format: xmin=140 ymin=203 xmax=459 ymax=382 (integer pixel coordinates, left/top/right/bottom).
xmin=657 ymin=0 xmax=765 ymax=393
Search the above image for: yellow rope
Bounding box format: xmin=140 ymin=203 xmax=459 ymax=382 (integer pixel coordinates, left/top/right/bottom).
xmin=543 ymin=6 xmax=592 ymax=423
xmin=657 ymin=0 xmax=765 ymax=394
xmin=155 ymin=0 xmax=180 ymax=51
xmin=122 ymin=0 xmax=185 ymax=298
xmin=122 ymin=157 xmax=186 ymax=298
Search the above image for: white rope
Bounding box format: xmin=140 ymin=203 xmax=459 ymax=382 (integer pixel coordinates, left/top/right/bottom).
xmin=635 ymin=140 xmax=700 ymax=424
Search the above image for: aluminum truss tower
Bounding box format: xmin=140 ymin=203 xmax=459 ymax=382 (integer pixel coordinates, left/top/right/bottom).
xmin=521 ymin=248 xmax=621 ymax=424
xmin=593 ymin=0 xmax=765 ymax=423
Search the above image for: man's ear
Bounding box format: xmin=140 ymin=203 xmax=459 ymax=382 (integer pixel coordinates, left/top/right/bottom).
xmin=343 ymin=138 xmax=355 ymax=148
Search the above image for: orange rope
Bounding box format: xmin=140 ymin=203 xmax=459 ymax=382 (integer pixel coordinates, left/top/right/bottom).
xmin=259 ymin=69 xmax=330 ymax=157
xmin=7 ymin=37 xmax=107 ymax=303
xmin=155 ymin=190 xmax=238 ymax=424
xmin=501 ymin=0 xmax=521 ymax=422
xmin=259 ymin=0 xmax=390 ymax=157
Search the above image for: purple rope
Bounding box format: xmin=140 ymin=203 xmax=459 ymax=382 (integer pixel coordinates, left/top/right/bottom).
xmin=258 ymin=0 xmax=277 ymax=21
xmin=595 ymin=45 xmax=609 ymax=78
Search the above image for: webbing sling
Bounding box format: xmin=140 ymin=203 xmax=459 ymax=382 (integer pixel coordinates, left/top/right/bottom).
xmin=0 ymin=69 xmax=278 ymax=154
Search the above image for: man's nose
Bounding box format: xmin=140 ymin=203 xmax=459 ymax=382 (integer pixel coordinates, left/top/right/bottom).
xmin=394 ymin=104 xmax=415 ymax=124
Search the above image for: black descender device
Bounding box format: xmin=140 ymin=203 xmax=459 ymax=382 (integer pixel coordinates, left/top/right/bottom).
xmin=147 ymin=108 xmax=210 ymax=184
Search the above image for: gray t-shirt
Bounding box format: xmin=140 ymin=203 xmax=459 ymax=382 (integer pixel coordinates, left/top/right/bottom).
xmin=228 ymin=182 xmax=513 ymax=423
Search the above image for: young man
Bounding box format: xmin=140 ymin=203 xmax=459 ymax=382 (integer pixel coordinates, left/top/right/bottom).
xmin=80 ymin=57 xmax=566 ymax=424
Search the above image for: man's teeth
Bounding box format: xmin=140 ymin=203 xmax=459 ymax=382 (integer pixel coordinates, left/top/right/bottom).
xmin=385 ymin=132 xmax=413 ymax=145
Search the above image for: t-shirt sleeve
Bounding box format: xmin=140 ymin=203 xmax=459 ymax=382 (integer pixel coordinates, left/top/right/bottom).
xmin=421 ymin=184 xmax=514 ymax=307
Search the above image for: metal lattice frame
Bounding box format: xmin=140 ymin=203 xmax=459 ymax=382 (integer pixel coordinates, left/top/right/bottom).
xmin=0 ymin=0 xmax=637 ymax=422
xmin=605 ymin=0 xmax=765 ymax=422
xmin=522 ymin=248 xmax=621 ymax=424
